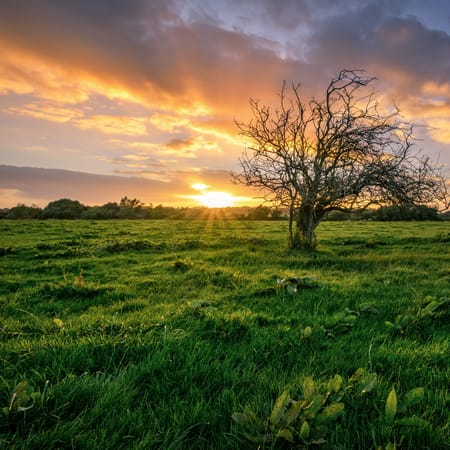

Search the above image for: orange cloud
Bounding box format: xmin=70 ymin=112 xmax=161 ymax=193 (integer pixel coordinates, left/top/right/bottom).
xmin=121 ymin=153 xmax=155 ymax=161
xmin=421 ymin=81 xmax=450 ymax=98
xmin=0 ymin=47 xmax=91 ymax=104
xmin=149 ymin=112 xmax=242 ymax=151
xmin=400 ymin=82 xmax=450 ymax=144
xmin=166 ymin=136 xmax=221 ymax=154
xmin=7 ymin=102 xmax=84 ymax=123
xmin=0 ymin=1 xmax=297 ymax=121
xmin=108 ymin=139 xmax=159 ymax=152
xmin=427 ymin=119 xmax=450 ymax=144
xmin=149 ymin=113 xmax=191 ymax=132
xmin=109 ymin=135 xmax=223 ymax=164
xmin=191 ymin=121 xmax=243 ymax=146
xmin=74 ymin=115 xmax=148 ymax=136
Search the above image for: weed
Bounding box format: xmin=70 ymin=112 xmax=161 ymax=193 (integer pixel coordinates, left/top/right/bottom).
xmin=233 ymin=371 xmax=389 ymax=446
xmin=385 ymin=296 xmax=449 ymax=337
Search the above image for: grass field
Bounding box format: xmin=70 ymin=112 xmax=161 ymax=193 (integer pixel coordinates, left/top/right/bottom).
xmin=0 ymin=219 xmax=449 ymax=449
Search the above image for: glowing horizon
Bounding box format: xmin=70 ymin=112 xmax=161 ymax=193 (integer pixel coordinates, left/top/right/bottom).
xmin=191 ymin=191 xmax=235 ymax=208
xmin=181 ymin=182 xmax=256 ymax=208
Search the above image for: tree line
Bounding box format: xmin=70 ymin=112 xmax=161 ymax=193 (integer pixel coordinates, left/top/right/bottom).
xmin=0 ymin=196 xmax=446 ymax=221
xmin=0 ymin=197 xmax=279 ymax=220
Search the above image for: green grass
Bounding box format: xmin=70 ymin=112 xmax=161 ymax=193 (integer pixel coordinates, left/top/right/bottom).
xmin=0 ymin=219 xmax=449 ymax=449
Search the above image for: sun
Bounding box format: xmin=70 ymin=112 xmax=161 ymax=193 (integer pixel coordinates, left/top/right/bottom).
xmin=195 ymin=191 xmax=235 ymax=208
xmin=189 ymin=182 xmax=236 ymax=208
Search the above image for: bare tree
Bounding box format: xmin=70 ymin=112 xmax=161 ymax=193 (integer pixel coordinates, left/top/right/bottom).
xmin=234 ymin=70 xmax=448 ymax=250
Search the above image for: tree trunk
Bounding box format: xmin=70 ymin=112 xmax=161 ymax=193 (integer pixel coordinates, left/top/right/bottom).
xmin=288 ymin=202 xmax=294 ymax=248
xmin=291 ymin=205 xmax=318 ymax=250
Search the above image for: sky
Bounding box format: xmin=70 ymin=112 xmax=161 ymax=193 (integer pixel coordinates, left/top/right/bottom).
xmin=0 ymin=0 xmax=449 ymax=208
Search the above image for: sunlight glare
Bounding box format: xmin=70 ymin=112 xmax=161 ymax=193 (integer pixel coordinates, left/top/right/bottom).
xmin=195 ymin=191 xmax=235 ymax=208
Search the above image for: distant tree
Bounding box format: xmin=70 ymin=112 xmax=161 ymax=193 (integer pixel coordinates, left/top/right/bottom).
xmin=6 ymin=204 xmax=42 ymax=219
xmin=248 ymin=205 xmax=271 ymax=220
xmin=270 ymin=208 xmax=284 ymax=220
xmin=324 ymin=210 xmax=348 ymax=221
xmin=119 ymin=196 xmax=142 ymax=208
xmin=117 ymin=196 xmax=148 ymax=219
xmin=41 ymin=198 xmax=86 ymax=219
xmin=411 ymin=205 xmax=440 ymax=220
xmin=150 ymin=204 xmax=177 ymax=219
xmin=374 ymin=205 xmax=440 ymax=221
xmin=234 ymin=70 xmax=449 ymax=250
xmin=101 ymin=202 xmax=121 ymax=218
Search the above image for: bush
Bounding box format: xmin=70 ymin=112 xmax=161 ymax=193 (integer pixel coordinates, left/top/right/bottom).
xmin=41 ymin=199 xmax=87 ymax=219
xmin=6 ymin=204 xmax=42 ymax=219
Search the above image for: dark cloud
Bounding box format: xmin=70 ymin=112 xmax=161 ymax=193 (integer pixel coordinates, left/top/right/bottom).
xmin=291 ymin=1 xmax=450 ymax=107
xmin=0 ymin=164 xmax=182 ymax=206
xmin=374 ymin=18 xmax=450 ymax=83
xmin=166 ymin=138 xmax=195 ymax=150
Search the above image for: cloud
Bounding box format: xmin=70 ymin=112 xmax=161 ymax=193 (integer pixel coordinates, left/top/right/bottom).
xmin=165 ymin=136 xmax=221 ymax=154
xmin=0 ymin=164 xmax=184 ymax=207
xmin=149 ymin=112 xmax=241 ymax=148
xmin=426 ymin=119 xmax=450 ymax=144
xmin=110 ymin=134 xmax=224 ymax=168
xmin=7 ymin=102 xmax=84 ymax=123
xmin=5 ymin=102 xmax=149 ymax=136
xmin=421 ymin=81 xmax=450 ymax=99
xmin=0 ymin=0 xmax=304 ymax=116
xmin=74 ymin=115 xmax=148 ymax=136
xmin=1 ymin=1 xmax=449 ymax=118
xmin=22 ymin=145 xmax=50 ymax=153
xmin=0 ymin=47 xmax=91 ymax=104
xmin=110 ymin=151 xmax=174 ymax=171
xmin=108 ymin=139 xmax=160 ymax=152
xmin=113 ymin=170 xmax=174 ymax=183
xmin=121 ymin=153 xmax=160 ymax=162
xmin=149 ymin=114 xmax=192 ymax=132
xmin=307 ymin=7 xmax=450 ymax=94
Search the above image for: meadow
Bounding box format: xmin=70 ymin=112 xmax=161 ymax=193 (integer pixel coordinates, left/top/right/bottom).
xmin=0 ymin=218 xmax=449 ymax=449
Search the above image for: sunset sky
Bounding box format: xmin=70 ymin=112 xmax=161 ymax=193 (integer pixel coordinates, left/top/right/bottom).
xmin=1 ymin=0 xmax=449 ymax=208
